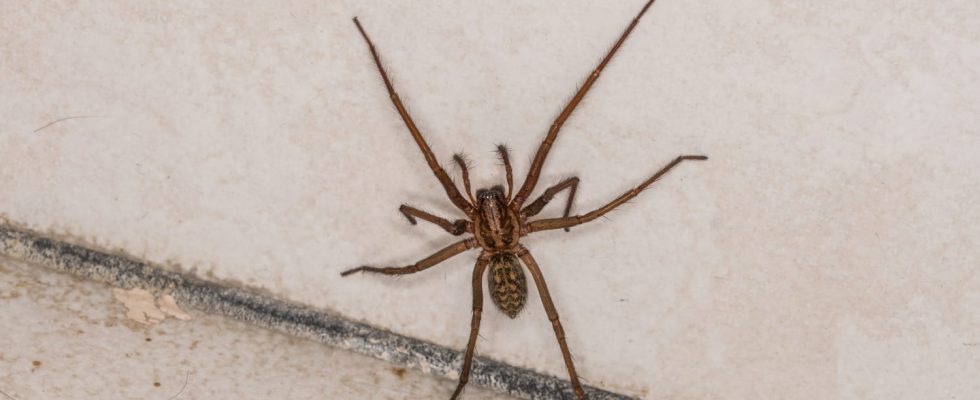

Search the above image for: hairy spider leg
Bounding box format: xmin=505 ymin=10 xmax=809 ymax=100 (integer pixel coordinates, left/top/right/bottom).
xmin=521 ymin=177 xmax=579 ymax=232
xmin=528 ymin=155 xmax=706 ymax=233
xmin=516 ymin=246 xmax=584 ymax=399
xmin=340 ymin=238 xmax=478 ymax=276
xmin=399 ymin=204 xmax=471 ymax=235
xmin=451 ymin=255 xmax=490 ymax=400
xmin=512 ymin=0 xmax=662 ymax=209
xmin=353 ymin=18 xmax=476 ymax=216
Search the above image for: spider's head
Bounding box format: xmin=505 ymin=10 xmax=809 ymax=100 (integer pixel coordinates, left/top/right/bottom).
xmin=475 ymin=185 xmax=508 ymax=237
xmin=475 ymin=185 xmax=506 ymax=206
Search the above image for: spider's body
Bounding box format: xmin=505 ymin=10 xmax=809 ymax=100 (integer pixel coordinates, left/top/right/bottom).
xmin=472 ymin=186 xmax=529 ymax=317
xmin=342 ymin=1 xmax=707 ymax=398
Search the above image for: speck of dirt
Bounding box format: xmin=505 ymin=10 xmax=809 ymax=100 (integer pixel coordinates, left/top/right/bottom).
xmin=32 ymin=360 xmax=42 ymax=367
xmin=145 ymin=337 xmax=152 ymax=342
xmin=153 ymin=382 xmax=161 ymax=387
xmin=392 ymin=367 xmax=407 ymax=380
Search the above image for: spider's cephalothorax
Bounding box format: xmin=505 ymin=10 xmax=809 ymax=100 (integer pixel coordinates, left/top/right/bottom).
xmin=473 ymin=185 xmax=520 ymax=251
xmin=343 ymin=1 xmax=708 ymax=398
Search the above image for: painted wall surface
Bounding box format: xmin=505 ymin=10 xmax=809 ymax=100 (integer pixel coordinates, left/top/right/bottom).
xmin=2 ymin=0 xmax=979 ymax=398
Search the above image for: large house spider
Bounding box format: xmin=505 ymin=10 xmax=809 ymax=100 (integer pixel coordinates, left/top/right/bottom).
xmin=341 ymin=0 xmax=706 ymax=398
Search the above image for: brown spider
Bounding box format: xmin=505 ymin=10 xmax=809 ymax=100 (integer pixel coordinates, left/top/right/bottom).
xmin=341 ymin=0 xmax=706 ymax=398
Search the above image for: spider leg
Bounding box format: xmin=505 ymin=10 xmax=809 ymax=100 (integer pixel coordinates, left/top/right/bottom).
xmin=512 ymin=0 xmax=661 ymax=208
xmin=527 ymin=155 xmax=707 ymax=233
xmin=516 ymin=246 xmax=584 ymax=400
xmin=521 ymin=177 xmax=579 ymax=232
xmin=495 ymin=145 xmax=514 ymax=202
xmin=399 ymin=205 xmax=470 ymax=235
xmin=453 ymin=154 xmax=477 ymax=205
xmin=352 ymin=18 xmax=476 ymax=216
xmin=340 ymin=238 xmax=477 ymax=276
xmin=450 ymin=254 xmax=490 ymax=400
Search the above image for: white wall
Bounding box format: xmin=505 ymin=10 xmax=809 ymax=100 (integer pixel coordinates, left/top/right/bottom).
xmin=2 ymin=0 xmax=979 ymax=398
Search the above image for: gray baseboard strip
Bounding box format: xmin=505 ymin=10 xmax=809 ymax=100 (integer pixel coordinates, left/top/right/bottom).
xmin=0 ymin=223 xmax=635 ymax=400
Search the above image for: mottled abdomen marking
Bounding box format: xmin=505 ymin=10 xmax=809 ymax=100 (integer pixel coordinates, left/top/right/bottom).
xmin=487 ymin=253 xmax=527 ymax=318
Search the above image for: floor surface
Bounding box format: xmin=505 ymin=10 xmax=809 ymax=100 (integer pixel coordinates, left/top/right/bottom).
xmin=0 ymin=257 xmax=511 ymax=399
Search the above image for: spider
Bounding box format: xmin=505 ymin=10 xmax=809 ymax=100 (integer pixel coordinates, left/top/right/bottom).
xmin=341 ymin=0 xmax=706 ymax=398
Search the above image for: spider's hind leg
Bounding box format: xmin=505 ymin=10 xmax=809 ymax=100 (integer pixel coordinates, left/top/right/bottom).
xmin=340 ymin=238 xmax=476 ymax=276
xmin=516 ymin=246 xmax=585 ymax=399
xmin=451 ymin=254 xmax=490 ymax=400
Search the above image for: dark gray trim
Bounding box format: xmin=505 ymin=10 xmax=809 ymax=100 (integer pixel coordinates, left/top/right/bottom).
xmin=0 ymin=223 xmax=636 ymax=400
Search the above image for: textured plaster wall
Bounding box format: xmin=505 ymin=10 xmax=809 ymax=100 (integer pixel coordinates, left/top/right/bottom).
xmin=2 ymin=0 xmax=979 ymax=399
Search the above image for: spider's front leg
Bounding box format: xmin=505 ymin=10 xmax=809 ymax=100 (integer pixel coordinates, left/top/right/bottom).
xmin=512 ymin=0 xmax=662 ymax=209
xmin=352 ymin=18 xmax=476 ymax=216
xmin=340 ymin=238 xmax=477 ymax=276
xmin=527 ymin=155 xmax=707 ymax=233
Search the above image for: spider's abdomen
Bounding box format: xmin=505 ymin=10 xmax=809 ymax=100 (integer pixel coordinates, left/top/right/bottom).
xmin=487 ymin=253 xmax=527 ymax=318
